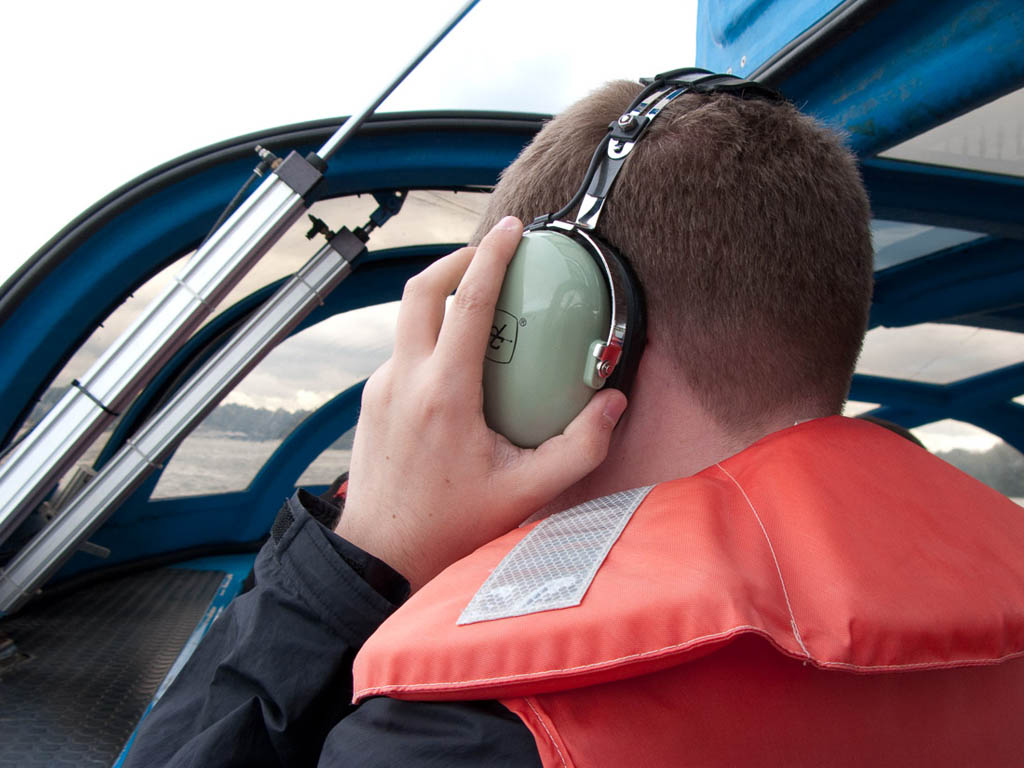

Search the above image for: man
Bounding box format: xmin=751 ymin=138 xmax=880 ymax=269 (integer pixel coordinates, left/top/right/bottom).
xmin=125 ymin=78 xmax=1024 ymax=767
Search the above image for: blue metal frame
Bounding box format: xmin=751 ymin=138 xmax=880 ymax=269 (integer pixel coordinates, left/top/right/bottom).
xmin=699 ymin=0 xmax=1024 ymax=156
xmin=697 ymin=0 xmax=841 ymax=80
xmin=871 ymin=238 xmax=1024 ymax=331
xmin=56 ymin=245 xmax=455 ymax=579
xmin=698 ymin=0 xmax=1024 ymax=454
xmin=4 ymin=1 xmax=1024 ymax=583
xmin=862 ymin=159 xmax=1024 ymax=242
xmin=852 ymin=366 xmax=1024 ymax=450
xmin=0 ymin=114 xmax=542 ymax=446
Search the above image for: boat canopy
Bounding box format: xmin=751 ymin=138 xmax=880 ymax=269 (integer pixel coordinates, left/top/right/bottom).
xmin=0 ymin=0 xmax=1022 ymax=586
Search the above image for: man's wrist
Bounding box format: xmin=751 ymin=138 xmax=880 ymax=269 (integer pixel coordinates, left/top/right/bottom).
xmin=294 ymin=489 xmax=411 ymax=606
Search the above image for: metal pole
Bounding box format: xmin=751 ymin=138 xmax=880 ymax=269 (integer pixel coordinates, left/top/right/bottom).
xmin=0 ymin=167 xmax=312 ymax=546
xmin=0 ymin=230 xmax=367 ymax=613
xmin=0 ymin=0 xmax=481 ymax=554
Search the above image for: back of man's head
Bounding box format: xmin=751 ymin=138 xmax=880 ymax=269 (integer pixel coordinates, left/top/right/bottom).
xmin=474 ymin=79 xmax=873 ymax=433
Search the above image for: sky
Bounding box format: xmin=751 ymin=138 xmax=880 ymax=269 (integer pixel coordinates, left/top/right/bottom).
xmin=3 ymin=0 xmax=1022 ymax=462
xmin=1 ymin=0 xmax=698 ymax=282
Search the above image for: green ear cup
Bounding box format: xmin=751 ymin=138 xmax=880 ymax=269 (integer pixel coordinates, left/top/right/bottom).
xmin=483 ymin=230 xmax=611 ymax=448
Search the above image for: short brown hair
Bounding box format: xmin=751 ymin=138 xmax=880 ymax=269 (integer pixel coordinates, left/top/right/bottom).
xmin=474 ymin=80 xmax=873 ymax=430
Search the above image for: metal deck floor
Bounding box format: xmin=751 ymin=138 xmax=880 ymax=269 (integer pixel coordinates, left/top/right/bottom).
xmin=0 ymin=567 xmax=224 ymax=768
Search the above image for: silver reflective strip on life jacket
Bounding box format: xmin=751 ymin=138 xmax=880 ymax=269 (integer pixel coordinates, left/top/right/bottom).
xmin=457 ymin=485 xmax=654 ymax=625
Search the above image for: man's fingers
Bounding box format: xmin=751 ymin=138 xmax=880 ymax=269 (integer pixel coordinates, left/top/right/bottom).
xmin=394 ymin=247 xmax=475 ymax=359
xmin=519 ymin=389 xmax=628 ymax=503
xmin=435 ymin=216 xmax=523 ymax=371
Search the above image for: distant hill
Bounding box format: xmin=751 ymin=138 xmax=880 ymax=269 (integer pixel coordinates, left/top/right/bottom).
xmin=934 ymin=442 xmax=1024 ymax=497
xmin=22 ymin=387 xmax=354 ymax=449
xmin=196 ymin=403 xmax=356 ymax=449
xmin=16 ymin=390 xmax=1023 ymax=495
xmin=197 ymin=403 xmax=311 ymax=441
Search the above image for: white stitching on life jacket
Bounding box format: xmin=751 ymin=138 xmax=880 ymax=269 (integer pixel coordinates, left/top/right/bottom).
xmin=819 ymin=648 xmax=1024 ymax=671
xmin=354 ymin=624 xmax=768 ymax=697
xmin=714 ymin=462 xmax=812 ymax=659
xmin=353 ymin=631 xmax=1024 ymax=700
xmin=526 ymin=697 xmax=569 ymax=768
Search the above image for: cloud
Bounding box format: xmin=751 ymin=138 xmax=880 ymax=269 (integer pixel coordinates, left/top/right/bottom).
xmin=221 ymin=302 xmax=400 ymax=413
xmin=2 ymin=0 xmax=699 ymax=284
xmin=914 ymin=419 xmax=1003 ymax=454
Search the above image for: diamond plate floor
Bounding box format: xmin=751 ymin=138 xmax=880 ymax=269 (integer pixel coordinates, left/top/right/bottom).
xmin=0 ymin=567 xmax=224 ymax=768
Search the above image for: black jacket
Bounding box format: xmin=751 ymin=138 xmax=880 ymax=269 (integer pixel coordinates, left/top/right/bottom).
xmin=124 ymin=491 xmax=541 ymax=767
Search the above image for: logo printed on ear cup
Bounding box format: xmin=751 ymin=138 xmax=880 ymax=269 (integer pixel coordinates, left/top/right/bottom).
xmin=485 ymin=309 xmax=519 ymax=364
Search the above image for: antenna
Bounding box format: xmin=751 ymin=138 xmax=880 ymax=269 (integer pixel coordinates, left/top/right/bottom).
xmin=317 ymin=0 xmax=480 ymax=162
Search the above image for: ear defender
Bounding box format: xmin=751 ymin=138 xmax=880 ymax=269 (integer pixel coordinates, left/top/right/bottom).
xmin=483 ymin=68 xmax=782 ymax=448
xmin=483 ymin=226 xmax=643 ymax=448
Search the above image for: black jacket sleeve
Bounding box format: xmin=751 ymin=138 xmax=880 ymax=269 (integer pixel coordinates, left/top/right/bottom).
xmin=123 ymin=491 xmax=540 ymax=768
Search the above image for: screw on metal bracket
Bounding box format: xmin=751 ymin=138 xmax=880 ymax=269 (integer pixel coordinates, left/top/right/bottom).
xmin=617 ymin=113 xmax=635 ymax=128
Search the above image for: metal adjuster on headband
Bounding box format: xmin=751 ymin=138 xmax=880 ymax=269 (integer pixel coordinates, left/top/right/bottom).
xmin=531 ymin=220 xmax=629 ymax=384
xmin=575 ymin=83 xmax=688 ymax=230
xmin=528 ymin=68 xmax=780 ymax=384
xmin=574 ymin=69 xmax=783 ymax=232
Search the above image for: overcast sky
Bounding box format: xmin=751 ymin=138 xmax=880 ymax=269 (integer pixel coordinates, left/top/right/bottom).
xmin=1 ymin=0 xmax=698 ymax=282
xmin=3 ymin=0 xmax=1021 ymax=459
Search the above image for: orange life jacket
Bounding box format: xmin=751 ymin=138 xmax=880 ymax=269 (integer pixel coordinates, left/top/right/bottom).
xmin=353 ymin=416 xmax=1024 ymax=767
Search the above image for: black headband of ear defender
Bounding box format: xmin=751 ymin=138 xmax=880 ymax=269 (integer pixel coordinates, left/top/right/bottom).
xmin=524 ymin=67 xmax=783 ymax=396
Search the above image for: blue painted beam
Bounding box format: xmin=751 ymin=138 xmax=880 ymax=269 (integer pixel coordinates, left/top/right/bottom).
xmin=948 ymin=363 xmax=1024 ymax=411
xmin=851 ymin=366 xmax=1024 ymax=453
xmin=0 ymin=113 xmax=542 ymax=447
xmin=854 ymin=363 xmax=1024 ymax=414
xmin=785 ymin=0 xmax=1024 ymax=156
xmin=700 ymin=0 xmax=1024 ymax=158
xmin=866 ymin=401 xmax=1024 ymax=458
xmin=862 ymin=158 xmax=1024 ymax=241
xmin=871 ymin=238 xmax=1024 ymax=329
xmin=696 ymin=0 xmax=842 ymax=79
xmin=960 ymin=402 xmax=1024 ymax=456
xmin=850 ymin=374 xmax=948 ymax=411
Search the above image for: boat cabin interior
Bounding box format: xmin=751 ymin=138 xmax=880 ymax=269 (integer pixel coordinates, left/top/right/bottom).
xmin=0 ymin=0 xmax=1022 ymax=764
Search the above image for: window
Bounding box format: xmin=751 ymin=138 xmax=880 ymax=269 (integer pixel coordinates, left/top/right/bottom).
xmin=6 ymin=257 xmax=188 ymax=494
xmin=856 ymin=324 xmax=1024 ymax=384
xmin=912 ymin=419 xmax=1024 ymax=505
xmin=879 ymin=87 xmax=1024 ymax=178
xmin=296 ymin=426 xmax=356 ymax=489
xmin=151 ymin=302 xmax=399 ymax=498
xmin=843 ymin=400 xmax=880 ymax=416
xmin=871 ymin=219 xmax=984 ymax=271
xmin=212 ymin=190 xmax=490 ymax=316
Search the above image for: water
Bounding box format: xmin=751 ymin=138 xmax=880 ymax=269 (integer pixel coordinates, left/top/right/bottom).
xmin=61 ymin=431 xmax=1024 ymax=506
xmin=153 ymin=431 xmax=352 ymax=497
xmin=68 ymin=430 xmax=351 ymax=499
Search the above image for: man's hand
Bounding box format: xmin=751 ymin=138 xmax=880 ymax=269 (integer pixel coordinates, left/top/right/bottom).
xmin=336 ymin=216 xmax=627 ymax=592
